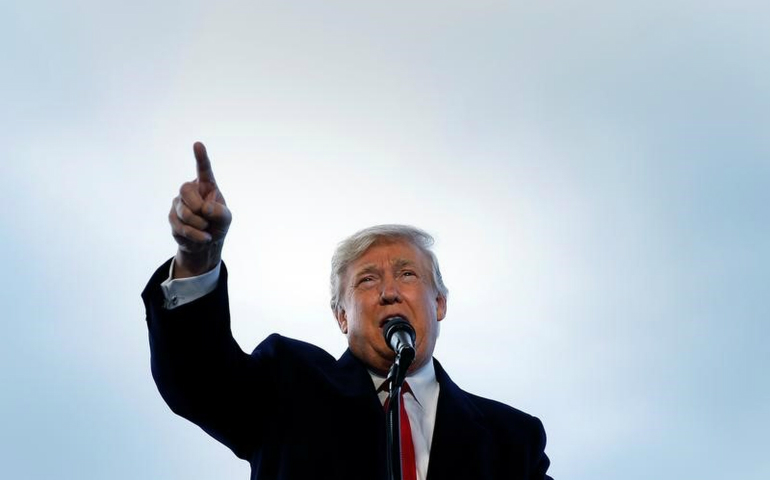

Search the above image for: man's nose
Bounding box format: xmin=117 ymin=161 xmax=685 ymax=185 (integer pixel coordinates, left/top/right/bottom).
xmin=379 ymin=277 xmax=401 ymax=305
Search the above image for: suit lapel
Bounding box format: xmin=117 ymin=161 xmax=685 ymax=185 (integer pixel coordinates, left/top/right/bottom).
xmin=427 ymin=359 xmax=493 ymax=479
xmin=334 ymin=349 xmax=389 ymax=480
xmin=334 ymin=348 xmax=387 ymax=416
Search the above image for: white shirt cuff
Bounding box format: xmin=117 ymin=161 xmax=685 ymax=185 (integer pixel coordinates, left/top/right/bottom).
xmin=160 ymin=260 xmax=221 ymax=309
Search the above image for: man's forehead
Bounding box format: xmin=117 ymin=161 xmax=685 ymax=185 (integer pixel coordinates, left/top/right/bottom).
xmin=354 ymin=257 xmax=418 ymax=272
xmin=349 ymin=240 xmax=428 ymax=271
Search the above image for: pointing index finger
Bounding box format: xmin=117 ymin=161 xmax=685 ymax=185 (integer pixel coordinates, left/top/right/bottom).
xmin=193 ymin=141 xmax=216 ymax=184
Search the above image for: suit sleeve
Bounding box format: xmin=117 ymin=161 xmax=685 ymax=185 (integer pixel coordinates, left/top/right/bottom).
xmin=142 ymin=259 xmax=274 ymax=460
xmin=530 ymin=416 xmax=554 ymax=480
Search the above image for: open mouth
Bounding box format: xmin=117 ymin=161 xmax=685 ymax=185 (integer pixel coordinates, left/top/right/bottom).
xmin=379 ymin=315 xmax=408 ymax=329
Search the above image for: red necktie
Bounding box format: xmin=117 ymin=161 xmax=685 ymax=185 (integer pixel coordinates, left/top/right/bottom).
xmin=383 ymin=382 xmax=417 ymax=480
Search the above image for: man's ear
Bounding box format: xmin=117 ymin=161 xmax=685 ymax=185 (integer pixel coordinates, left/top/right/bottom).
xmin=436 ymin=295 xmax=447 ymax=322
xmin=334 ymin=307 xmax=348 ymax=334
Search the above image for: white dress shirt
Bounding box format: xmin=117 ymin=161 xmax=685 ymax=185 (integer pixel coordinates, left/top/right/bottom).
xmin=369 ymin=364 xmax=440 ymax=480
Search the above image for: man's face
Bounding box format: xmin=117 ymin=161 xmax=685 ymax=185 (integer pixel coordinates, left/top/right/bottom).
xmin=334 ymin=240 xmax=447 ymax=375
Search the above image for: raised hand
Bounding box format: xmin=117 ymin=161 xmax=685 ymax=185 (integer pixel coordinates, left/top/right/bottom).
xmin=169 ymin=142 xmax=232 ymax=278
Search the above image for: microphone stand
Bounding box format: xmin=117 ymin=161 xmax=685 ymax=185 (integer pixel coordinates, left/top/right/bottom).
xmin=386 ymin=350 xmax=412 ymax=480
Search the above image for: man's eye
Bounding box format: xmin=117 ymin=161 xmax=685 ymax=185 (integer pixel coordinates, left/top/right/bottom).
xmin=401 ymin=271 xmax=416 ymax=278
xmin=358 ymin=276 xmax=375 ymax=285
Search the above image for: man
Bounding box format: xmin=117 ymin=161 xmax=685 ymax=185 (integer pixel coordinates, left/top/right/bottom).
xmin=143 ymin=142 xmax=553 ymax=479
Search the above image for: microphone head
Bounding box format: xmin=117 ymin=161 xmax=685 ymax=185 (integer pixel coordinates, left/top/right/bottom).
xmin=382 ymin=316 xmax=416 ymax=347
xmin=383 ymin=316 xmax=416 ymax=377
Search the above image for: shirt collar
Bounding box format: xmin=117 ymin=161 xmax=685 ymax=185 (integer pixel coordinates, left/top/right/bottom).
xmin=369 ymin=359 xmax=437 ymax=407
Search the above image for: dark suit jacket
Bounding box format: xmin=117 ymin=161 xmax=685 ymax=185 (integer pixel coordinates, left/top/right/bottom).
xmin=143 ymin=259 xmax=553 ymax=479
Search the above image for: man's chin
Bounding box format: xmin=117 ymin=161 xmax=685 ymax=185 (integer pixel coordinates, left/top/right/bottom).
xmin=371 ymin=352 xmax=427 ymax=377
xmin=372 ymin=354 xmax=396 ymax=375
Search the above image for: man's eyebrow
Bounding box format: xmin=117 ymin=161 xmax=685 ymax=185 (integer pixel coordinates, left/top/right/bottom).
xmin=353 ymin=264 xmax=381 ymax=277
xmin=392 ymin=258 xmax=417 ymax=269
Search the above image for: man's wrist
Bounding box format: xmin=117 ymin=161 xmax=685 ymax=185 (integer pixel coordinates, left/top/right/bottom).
xmin=173 ymin=244 xmax=223 ymax=278
xmin=162 ymin=259 xmax=222 ymax=309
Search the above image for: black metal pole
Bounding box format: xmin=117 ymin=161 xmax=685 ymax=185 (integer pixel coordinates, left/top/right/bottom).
xmin=386 ymin=381 xmax=402 ymax=480
xmin=386 ymin=350 xmax=412 ymax=480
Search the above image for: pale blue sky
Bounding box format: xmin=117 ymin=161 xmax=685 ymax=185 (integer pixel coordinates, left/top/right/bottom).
xmin=2 ymin=1 xmax=768 ymax=479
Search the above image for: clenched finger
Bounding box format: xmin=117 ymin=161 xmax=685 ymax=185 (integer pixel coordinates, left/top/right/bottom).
xmin=174 ymin=197 xmax=209 ymax=231
xmin=169 ymin=208 xmax=212 ymax=244
xmin=179 ymin=181 xmax=205 ymax=213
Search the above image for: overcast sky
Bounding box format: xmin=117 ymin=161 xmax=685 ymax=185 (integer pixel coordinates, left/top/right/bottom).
xmin=2 ymin=1 xmax=768 ymax=479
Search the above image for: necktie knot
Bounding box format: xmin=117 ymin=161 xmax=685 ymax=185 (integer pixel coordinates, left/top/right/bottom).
xmin=378 ymin=378 xmax=412 ymax=394
xmin=380 ymin=380 xmax=413 ymax=411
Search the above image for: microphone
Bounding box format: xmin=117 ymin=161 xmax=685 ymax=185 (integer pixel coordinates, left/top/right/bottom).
xmin=382 ymin=317 xmax=415 ymax=480
xmin=383 ymin=316 xmax=416 ymax=367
